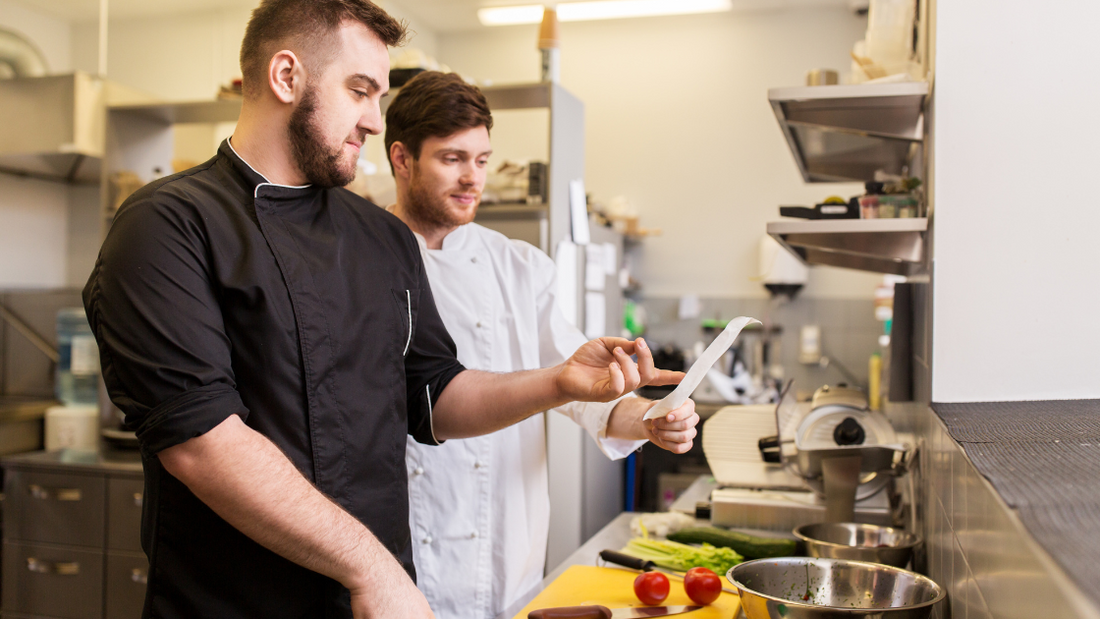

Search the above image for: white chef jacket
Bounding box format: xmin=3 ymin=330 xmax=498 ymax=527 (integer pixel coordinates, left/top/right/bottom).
xmin=404 ymin=222 xmax=644 ymax=619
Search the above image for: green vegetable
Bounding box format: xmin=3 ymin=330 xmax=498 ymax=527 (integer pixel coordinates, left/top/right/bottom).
xmin=622 ymin=538 xmax=742 ymax=575
xmin=668 ymin=527 xmax=796 ymax=560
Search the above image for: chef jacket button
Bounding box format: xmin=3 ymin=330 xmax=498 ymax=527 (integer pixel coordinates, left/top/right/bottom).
xmin=422 ymin=536 xmax=432 ymax=544
xmin=470 ymin=531 xmax=479 ymax=539
xmin=476 ymin=321 xmax=483 ymax=328
xmin=474 ymin=462 xmax=485 ymax=469
xmin=471 ymin=257 xmax=478 ymax=263
xmin=413 ymin=467 xmax=424 ymax=476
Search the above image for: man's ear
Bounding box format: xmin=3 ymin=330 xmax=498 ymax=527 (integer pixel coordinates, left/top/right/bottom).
xmin=268 ymin=50 xmax=304 ymax=104
xmin=390 ymin=142 xmax=413 ymax=179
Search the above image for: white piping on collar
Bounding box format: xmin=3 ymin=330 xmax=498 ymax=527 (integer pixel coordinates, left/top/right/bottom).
xmin=226 ymin=137 xmax=312 ymax=198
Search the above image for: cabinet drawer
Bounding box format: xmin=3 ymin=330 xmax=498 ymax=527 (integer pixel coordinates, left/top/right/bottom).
xmin=107 ymin=477 xmax=144 ymax=552
xmin=5 ymin=470 xmax=105 ymax=548
xmin=105 ymin=552 xmax=148 ymax=619
xmin=1 ymin=541 xmax=103 ymax=619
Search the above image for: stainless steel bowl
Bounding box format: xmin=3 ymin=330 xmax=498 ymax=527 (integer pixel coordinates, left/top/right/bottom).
xmin=794 ymin=522 xmax=920 ymax=568
xmin=727 ymin=557 xmax=944 ymax=619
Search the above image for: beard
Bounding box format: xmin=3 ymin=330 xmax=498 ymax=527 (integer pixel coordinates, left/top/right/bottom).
xmin=287 ymin=84 xmax=359 ymax=188
xmin=405 ymin=161 xmax=480 ymax=232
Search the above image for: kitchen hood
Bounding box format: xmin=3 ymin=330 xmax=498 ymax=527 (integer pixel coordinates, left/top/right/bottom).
xmin=0 ymin=72 xmax=106 ymax=184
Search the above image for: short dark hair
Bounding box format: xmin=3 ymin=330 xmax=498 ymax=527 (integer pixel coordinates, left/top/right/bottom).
xmin=240 ymin=0 xmax=407 ymax=98
xmin=385 ymin=71 xmax=494 ymax=173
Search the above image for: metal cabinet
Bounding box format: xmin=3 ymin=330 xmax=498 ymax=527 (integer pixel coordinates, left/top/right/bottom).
xmin=2 ymin=452 xmax=145 ymax=619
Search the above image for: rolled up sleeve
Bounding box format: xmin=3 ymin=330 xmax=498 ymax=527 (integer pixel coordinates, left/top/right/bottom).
xmin=403 ymin=250 xmax=466 ymax=446
xmin=84 ymin=192 xmax=247 ymax=459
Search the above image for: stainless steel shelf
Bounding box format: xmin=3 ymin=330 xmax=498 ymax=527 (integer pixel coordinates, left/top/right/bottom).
xmin=108 ymin=98 xmax=242 ymax=124
xmin=769 ymin=82 xmax=928 ymax=183
xmin=767 ymin=218 xmax=927 ymax=276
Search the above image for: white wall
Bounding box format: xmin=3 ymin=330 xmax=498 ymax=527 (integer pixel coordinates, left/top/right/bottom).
xmin=0 ymin=0 xmax=72 ymax=73
xmin=1 ymin=1 xmax=75 ymax=288
xmin=438 ymin=8 xmax=882 ymax=299
xmin=70 ymin=2 xmax=437 ymax=102
xmin=0 ymin=176 xmax=69 ymax=287
xmin=931 ymin=0 xmax=1100 ymax=401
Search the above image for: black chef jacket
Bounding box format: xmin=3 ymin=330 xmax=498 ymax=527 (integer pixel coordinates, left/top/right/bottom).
xmin=83 ymin=139 xmax=466 ymax=619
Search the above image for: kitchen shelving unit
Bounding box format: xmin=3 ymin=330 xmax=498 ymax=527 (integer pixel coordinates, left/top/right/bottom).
xmin=101 ymin=98 xmax=242 ymax=233
xmin=767 ymin=81 xmax=930 ymax=274
xmin=768 ymin=217 xmax=927 ymax=276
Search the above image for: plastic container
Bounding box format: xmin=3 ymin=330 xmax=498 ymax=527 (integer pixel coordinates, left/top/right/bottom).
xmin=45 ymin=405 xmax=100 ymax=451
xmin=860 ymin=182 xmax=884 ymax=219
xmin=56 ymin=308 xmax=100 ymax=406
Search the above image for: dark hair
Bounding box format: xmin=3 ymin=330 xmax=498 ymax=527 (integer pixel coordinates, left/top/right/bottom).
xmin=385 ymin=71 xmax=493 ymax=173
xmin=240 ymin=0 xmax=407 ymax=98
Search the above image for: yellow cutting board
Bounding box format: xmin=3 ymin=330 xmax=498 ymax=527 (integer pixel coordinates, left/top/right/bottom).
xmin=512 ymin=565 xmax=741 ymax=619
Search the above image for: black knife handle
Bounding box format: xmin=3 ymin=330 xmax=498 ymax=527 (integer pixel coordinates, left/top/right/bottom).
xmin=599 ymin=549 xmax=655 ymax=572
xmin=529 ymin=605 xmax=612 ymax=619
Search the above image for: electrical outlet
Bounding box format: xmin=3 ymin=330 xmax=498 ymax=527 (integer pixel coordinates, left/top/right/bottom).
xmin=799 ymin=325 xmax=822 ymax=364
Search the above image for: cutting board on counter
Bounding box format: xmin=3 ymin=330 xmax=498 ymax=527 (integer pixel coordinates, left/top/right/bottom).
xmin=511 ymin=565 xmax=741 ymax=619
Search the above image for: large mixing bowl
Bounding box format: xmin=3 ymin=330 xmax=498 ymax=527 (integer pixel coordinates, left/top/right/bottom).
xmin=794 ymin=522 xmax=920 ymax=568
xmin=727 ymin=557 xmax=944 ymax=619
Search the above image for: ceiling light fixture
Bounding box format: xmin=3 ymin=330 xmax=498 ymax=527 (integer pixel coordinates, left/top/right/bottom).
xmin=478 ymin=0 xmax=733 ymax=26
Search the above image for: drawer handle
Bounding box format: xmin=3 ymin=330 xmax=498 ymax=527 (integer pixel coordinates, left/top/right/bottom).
xmin=133 ymin=492 xmax=143 ymax=507
xmin=26 ymin=557 xmax=80 ymax=576
xmin=28 ymin=484 xmax=82 ymax=501
xmin=131 ymin=568 xmax=148 ymax=585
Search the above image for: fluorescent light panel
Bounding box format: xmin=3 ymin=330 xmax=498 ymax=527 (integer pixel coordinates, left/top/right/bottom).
xmin=478 ymin=0 xmax=733 ymax=26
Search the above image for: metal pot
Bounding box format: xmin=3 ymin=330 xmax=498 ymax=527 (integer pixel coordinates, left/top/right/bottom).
xmin=794 ymin=522 xmax=920 ymax=568
xmin=727 ymin=557 xmax=944 ymax=619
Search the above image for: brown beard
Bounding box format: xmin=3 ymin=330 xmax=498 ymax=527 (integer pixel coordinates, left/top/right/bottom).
xmin=287 ymin=83 xmax=358 ymax=188
xmin=404 ymin=159 xmax=479 ymax=232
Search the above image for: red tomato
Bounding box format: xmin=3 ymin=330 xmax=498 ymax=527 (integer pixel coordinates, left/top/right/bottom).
xmin=633 ymin=571 xmax=670 ymax=605
xmin=683 ymin=567 xmax=722 ymax=605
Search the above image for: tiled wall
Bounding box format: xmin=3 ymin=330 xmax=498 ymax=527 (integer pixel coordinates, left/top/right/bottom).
xmin=890 ymin=403 xmax=1098 ymax=619
xmin=638 ymin=295 xmax=883 ymax=393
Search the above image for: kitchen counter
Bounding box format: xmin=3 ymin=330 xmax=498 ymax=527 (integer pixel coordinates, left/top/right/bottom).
xmin=928 ymin=400 xmax=1100 ymax=618
xmin=494 ymin=513 xmax=637 ymax=619
xmin=0 ymin=446 xmax=143 ymax=473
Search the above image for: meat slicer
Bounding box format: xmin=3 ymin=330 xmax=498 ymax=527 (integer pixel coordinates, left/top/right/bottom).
xmin=700 ymin=383 xmax=912 ymax=530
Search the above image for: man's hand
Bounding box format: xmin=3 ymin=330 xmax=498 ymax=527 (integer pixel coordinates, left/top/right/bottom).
xmin=642 ymin=400 xmax=699 ymax=454
xmin=555 ymin=337 xmax=683 ymax=403
xmin=606 ymin=397 xmax=699 ymax=454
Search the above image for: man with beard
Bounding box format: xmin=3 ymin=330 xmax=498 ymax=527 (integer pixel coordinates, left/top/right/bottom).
xmin=82 ymin=2 xmax=682 ymax=619
xmin=385 ymin=72 xmax=700 ymax=619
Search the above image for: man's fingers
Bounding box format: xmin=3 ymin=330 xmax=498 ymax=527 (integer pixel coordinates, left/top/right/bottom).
xmin=646 ymin=369 xmax=684 ymax=386
xmin=613 ymin=347 xmax=641 ymax=392
xmin=655 ymin=415 xmax=698 ymax=432
xmin=607 ymin=361 xmax=625 ymax=397
xmin=633 ymin=338 xmax=659 ymax=385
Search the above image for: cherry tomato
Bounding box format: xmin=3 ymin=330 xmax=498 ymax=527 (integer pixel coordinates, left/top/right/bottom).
xmin=683 ymin=567 xmax=722 ymax=605
xmin=633 ymin=571 xmax=670 ymax=605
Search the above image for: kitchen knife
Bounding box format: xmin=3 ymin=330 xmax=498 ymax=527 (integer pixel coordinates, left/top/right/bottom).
xmin=528 ymin=604 xmax=701 ymax=619
xmin=598 ymin=550 xmax=739 ymax=596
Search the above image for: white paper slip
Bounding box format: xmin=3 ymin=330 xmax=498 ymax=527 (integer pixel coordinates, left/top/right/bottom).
xmin=643 ymin=316 xmax=761 ymax=420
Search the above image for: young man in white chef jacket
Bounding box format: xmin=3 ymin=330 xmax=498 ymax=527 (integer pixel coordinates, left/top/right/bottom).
xmin=385 ymin=72 xmax=700 ymax=619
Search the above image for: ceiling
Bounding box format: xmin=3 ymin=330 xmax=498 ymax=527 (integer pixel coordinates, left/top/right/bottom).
xmin=14 ymin=0 xmax=854 ymax=31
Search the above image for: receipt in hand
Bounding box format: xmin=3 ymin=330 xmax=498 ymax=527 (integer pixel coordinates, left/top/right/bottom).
xmin=643 ymin=316 xmax=761 ymax=420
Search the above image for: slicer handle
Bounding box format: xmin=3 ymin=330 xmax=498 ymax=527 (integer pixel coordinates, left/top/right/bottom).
xmin=758 ymin=435 xmax=782 ymax=463
xmin=599 ymin=549 xmax=655 ymax=572
xmin=529 ymin=605 xmax=613 ymax=619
